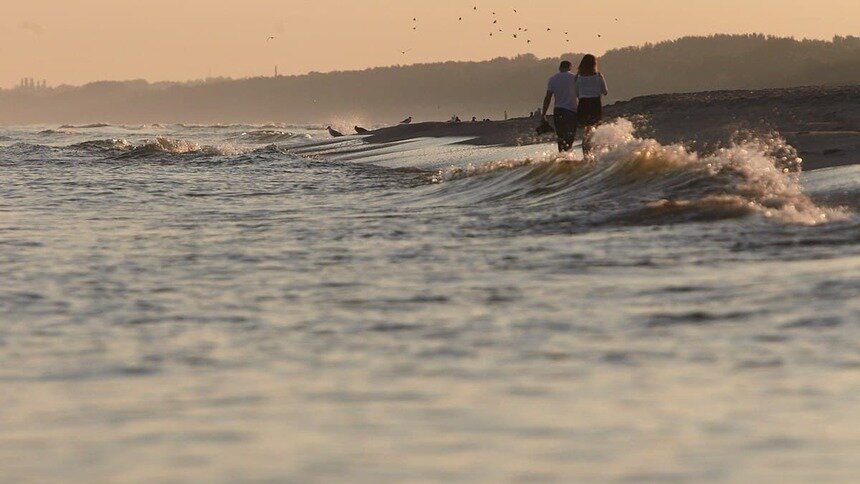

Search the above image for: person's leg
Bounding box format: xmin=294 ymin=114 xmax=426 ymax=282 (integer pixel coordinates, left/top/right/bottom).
xmin=582 ymin=126 xmax=595 ymax=157
xmin=561 ymin=114 xmax=576 ymax=152
xmin=554 ymin=109 xmax=571 ymax=152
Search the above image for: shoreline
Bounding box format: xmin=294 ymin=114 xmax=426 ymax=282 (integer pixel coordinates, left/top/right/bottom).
xmin=363 ymin=85 xmax=859 ymax=171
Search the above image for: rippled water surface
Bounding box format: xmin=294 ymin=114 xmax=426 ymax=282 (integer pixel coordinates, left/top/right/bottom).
xmin=1 ymin=123 xmax=859 ymax=482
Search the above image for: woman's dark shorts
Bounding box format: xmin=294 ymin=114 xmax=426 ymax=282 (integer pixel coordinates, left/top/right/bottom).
xmin=577 ymin=97 xmax=602 ymax=127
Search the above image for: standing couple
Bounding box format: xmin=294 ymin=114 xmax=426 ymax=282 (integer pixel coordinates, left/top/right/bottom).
xmin=541 ymin=55 xmax=608 ymax=157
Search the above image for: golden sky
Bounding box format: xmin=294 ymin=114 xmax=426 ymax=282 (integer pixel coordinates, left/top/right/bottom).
xmin=3 ymin=0 xmax=857 ymax=88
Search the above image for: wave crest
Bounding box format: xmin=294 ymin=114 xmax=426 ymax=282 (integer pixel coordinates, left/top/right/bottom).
xmin=431 ymin=119 xmax=848 ymax=226
xmin=115 ymin=137 xmax=245 ymax=158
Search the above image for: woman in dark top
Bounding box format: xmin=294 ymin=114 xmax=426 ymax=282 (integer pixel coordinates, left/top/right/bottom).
xmin=574 ymin=54 xmax=609 ymax=158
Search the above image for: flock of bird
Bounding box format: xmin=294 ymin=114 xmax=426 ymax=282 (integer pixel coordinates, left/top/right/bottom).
xmin=266 ymin=6 xmax=619 ymax=55
xmin=405 ymin=6 xmax=619 ymax=54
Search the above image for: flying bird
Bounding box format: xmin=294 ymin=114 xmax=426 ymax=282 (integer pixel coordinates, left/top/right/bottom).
xmin=399 ymin=49 xmax=412 ymax=54
xmin=267 ymin=36 xmax=276 ymax=41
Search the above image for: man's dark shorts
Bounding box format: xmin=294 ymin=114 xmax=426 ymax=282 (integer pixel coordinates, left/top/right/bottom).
xmin=553 ymin=108 xmax=577 ymax=152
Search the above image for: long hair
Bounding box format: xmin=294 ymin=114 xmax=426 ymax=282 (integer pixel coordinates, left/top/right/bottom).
xmin=578 ymin=54 xmax=598 ymax=76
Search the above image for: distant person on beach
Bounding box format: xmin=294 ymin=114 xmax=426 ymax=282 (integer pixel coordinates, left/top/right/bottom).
xmin=541 ymin=60 xmax=578 ymax=152
xmin=574 ymin=54 xmax=609 ymax=157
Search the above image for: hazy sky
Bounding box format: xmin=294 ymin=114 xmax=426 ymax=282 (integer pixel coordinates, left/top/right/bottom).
xmin=3 ymin=0 xmax=858 ymax=88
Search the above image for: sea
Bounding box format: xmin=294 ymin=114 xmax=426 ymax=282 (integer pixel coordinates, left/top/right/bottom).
xmin=1 ymin=120 xmax=858 ymax=483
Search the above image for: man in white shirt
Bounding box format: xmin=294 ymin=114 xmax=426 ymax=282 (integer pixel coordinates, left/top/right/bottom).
xmin=541 ymin=60 xmax=578 ymax=152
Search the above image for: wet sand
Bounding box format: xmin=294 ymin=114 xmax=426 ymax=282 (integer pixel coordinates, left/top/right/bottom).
xmin=364 ymin=85 xmax=860 ymax=170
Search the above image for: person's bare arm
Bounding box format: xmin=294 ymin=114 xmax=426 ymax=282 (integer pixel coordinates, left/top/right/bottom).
xmin=600 ymin=74 xmax=609 ymax=96
xmin=542 ymin=90 xmax=553 ymax=119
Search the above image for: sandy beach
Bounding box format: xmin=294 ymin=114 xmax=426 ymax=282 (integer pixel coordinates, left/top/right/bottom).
xmin=365 ymin=84 xmax=859 ymax=171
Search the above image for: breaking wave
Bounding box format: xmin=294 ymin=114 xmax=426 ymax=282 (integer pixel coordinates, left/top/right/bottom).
xmin=427 ymin=119 xmax=849 ymax=226
xmin=115 ymin=137 xmax=245 ymax=158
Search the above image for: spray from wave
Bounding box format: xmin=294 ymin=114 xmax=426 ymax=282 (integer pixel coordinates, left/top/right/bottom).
xmin=431 ymin=119 xmax=848 ymax=226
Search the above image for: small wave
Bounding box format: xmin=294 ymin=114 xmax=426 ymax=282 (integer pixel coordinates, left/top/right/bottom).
xmin=234 ymin=130 xmax=311 ymax=143
xmin=59 ymin=123 xmax=111 ymax=129
xmin=69 ymin=139 xmax=133 ymax=152
xmin=114 ymin=137 xmax=245 ymax=159
xmin=429 ymin=119 xmax=849 ymax=226
xmin=38 ymin=129 xmax=77 ymax=136
xmin=120 ymin=124 xmax=165 ymax=130
xmin=177 ymin=123 xmax=244 ymax=130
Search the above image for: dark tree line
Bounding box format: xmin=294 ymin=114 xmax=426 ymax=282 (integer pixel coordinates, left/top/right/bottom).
xmin=2 ymin=35 xmax=858 ymax=125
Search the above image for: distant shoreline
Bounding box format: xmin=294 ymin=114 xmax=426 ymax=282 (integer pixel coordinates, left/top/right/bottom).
xmin=364 ymin=85 xmax=859 ymax=171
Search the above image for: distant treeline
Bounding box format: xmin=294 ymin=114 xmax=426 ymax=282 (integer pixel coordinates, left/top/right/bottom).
xmin=2 ymin=34 xmax=859 ymax=125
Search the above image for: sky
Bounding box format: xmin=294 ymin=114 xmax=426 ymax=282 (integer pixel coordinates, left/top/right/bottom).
xmin=2 ymin=0 xmax=858 ymax=88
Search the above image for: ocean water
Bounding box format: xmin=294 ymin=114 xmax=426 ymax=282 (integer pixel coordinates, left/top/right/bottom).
xmin=1 ymin=121 xmax=858 ymax=483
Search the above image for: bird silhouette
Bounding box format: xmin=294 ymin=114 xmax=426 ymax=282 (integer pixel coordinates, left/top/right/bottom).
xmin=354 ymin=126 xmax=369 ymax=134
xmin=400 ymin=116 xmax=413 ymax=124
xmin=267 ymin=36 xmax=276 ymax=41
xmin=399 ymin=49 xmax=412 ymax=54
xmin=327 ymin=126 xmax=344 ymax=137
